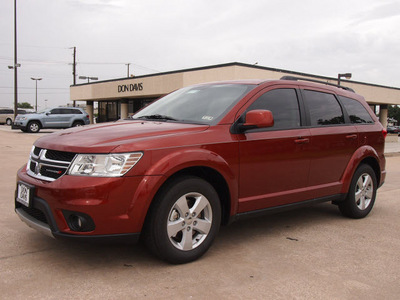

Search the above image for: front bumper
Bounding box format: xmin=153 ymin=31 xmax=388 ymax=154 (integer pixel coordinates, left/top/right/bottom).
xmin=16 ymin=207 xmax=140 ymax=243
xmin=12 ymin=122 xmax=26 ymax=130
xmin=15 ymin=165 xmax=162 ymax=242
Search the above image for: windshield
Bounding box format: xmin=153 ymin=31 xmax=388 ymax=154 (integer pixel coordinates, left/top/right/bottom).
xmin=133 ymin=83 xmax=255 ymax=124
xmin=36 ymin=109 xmax=49 ymax=114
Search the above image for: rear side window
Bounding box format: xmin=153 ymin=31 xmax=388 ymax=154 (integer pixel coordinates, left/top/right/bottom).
xmin=61 ymin=109 xmax=73 ymax=114
xmin=303 ymin=90 xmax=344 ymax=126
xmin=71 ymin=109 xmax=83 ymax=114
xmin=247 ymin=88 xmax=300 ymax=129
xmin=339 ymin=96 xmax=374 ymax=124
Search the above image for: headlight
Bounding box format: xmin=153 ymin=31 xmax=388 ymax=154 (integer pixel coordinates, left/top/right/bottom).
xmin=16 ymin=116 xmax=27 ymax=120
xmin=68 ymin=152 xmax=143 ymax=177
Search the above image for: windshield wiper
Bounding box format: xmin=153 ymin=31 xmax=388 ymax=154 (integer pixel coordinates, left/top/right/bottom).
xmin=136 ymin=114 xmax=178 ymax=121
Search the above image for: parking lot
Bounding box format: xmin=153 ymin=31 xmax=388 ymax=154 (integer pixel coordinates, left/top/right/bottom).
xmin=1 ymin=125 xmax=400 ymax=299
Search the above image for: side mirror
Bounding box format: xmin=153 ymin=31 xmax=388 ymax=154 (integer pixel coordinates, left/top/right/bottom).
xmin=46 ymin=112 xmax=51 ymax=115
xmin=237 ymin=110 xmax=274 ymax=132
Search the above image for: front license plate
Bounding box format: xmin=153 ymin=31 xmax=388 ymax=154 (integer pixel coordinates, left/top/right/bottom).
xmin=16 ymin=182 xmax=33 ymax=207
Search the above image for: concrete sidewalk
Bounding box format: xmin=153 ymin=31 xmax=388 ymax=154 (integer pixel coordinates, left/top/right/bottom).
xmin=1 ymin=125 xmax=400 ymax=299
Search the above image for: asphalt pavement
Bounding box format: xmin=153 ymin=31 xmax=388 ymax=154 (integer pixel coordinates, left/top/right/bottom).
xmin=1 ymin=125 xmax=400 ymax=299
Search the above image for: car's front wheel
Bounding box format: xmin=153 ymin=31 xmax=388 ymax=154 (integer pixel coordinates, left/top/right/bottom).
xmin=27 ymin=121 xmax=41 ymax=133
xmin=144 ymin=176 xmax=221 ymax=264
xmin=338 ymin=164 xmax=377 ymax=219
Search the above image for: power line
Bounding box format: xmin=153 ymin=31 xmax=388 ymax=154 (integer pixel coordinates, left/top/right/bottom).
xmin=0 ymin=86 xmax=69 ymax=90
xmin=0 ymin=91 xmax=69 ymax=95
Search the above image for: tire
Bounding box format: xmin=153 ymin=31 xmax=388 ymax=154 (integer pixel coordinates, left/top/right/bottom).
xmin=144 ymin=176 xmax=221 ymax=264
xmin=72 ymin=121 xmax=84 ymax=127
xmin=339 ymin=164 xmax=377 ymax=219
xmin=6 ymin=118 xmax=12 ymax=126
xmin=27 ymin=121 xmax=41 ymax=133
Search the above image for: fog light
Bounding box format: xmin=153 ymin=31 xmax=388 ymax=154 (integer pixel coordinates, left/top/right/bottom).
xmin=62 ymin=210 xmax=95 ymax=232
xmin=70 ymin=215 xmax=86 ymax=231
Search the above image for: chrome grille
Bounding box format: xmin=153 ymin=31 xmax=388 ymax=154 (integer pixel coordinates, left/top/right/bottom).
xmin=27 ymin=146 xmax=76 ymax=181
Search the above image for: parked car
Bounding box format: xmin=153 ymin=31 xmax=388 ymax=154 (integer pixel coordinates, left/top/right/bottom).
xmin=387 ymin=126 xmax=400 ymax=135
xmin=13 ymin=107 xmax=90 ymax=133
xmin=15 ymin=77 xmax=386 ymax=263
xmin=0 ymin=108 xmax=27 ymax=125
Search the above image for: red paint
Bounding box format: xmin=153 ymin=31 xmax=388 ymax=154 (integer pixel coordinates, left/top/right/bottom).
xmin=16 ymin=79 xmax=386 ymax=238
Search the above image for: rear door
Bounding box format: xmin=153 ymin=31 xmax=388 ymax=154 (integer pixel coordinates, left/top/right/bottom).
xmin=302 ymin=89 xmax=358 ymax=198
xmin=238 ymin=87 xmax=312 ymax=212
xmin=42 ymin=108 xmax=70 ymax=127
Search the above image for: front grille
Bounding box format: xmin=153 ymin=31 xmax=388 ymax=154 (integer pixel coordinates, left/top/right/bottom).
xmin=27 ymin=147 xmax=76 ymax=181
xmin=45 ymin=150 xmax=76 ymax=162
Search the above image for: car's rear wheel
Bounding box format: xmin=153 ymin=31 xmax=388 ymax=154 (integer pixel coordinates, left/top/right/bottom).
xmin=338 ymin=164 xmax=377 ymax=219
xmin=27 ymin=121 xmax=41 ymax=133
xmin=144 ymin=176 xmax=221 ymax=264
xmin=72 ymin=121 xmax=84 ymax=127
xmin=6 ymin=118 xmax=12 ymax=126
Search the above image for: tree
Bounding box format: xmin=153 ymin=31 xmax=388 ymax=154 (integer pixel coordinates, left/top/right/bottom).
xmin=388 ymin=105 xmax=400 ymax=124
xmin=17 ymin=102 xmax=33 ymax=109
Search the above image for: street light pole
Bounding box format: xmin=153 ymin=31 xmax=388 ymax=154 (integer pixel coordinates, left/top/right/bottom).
xmin=8 ymin=0 xmax=21 ymax=121
xmin=125 ymin=63 xmax=131 ymax=77
xmin=31 ymin=77 xmax=42 ymax=111
xmin=79 ymin=76 xmax=98 ymax=83
xmin=337 ymin=73 xmax=352 ymax=85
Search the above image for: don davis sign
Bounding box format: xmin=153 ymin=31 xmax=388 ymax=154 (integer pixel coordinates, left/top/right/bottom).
xmin=118 ymin=83 xmax=143 ymax=93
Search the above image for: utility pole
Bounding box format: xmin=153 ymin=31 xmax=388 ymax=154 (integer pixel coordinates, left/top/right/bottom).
xmin=126 ymin=63 xmax=131 ymax=77
xmin=13 ymin=0 xmax=18 ymax=120
xmin=73 ymin=46 xmax=76 ymax=85
xmin=71 ymin=46 xmax=76 ymax=107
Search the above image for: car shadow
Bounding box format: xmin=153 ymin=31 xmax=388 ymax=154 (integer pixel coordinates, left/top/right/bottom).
xmin=18 ymin=202 xmax=343 ymax=268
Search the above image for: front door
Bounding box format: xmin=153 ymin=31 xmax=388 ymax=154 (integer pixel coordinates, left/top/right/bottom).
xmin=238 ymin=87 xmax=312 ymax=213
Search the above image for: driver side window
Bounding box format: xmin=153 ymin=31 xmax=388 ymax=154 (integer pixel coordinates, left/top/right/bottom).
xmin=247 ymin=88 xmax=301 ymax=129
xmin=50 ymin=108 xmax=62 ymax=114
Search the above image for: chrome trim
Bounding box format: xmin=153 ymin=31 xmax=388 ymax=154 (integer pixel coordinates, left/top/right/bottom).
xmin=16 ymin=208 xmax=54 ymax=238
xmin=27 ymin=147 xmax=75 ymax=182
xmin=27 ymin=169 xmax=57 ymax=182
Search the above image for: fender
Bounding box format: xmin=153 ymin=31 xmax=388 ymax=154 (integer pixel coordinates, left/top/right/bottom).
xmin=128 ymin=148 xmax=239 ymax=229
xmin=340 ymin=145 xmax=380 ymax=194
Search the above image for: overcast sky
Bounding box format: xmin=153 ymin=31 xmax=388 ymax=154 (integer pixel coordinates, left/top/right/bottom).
xmin=1 ymin=0 xmax=400 ymax=109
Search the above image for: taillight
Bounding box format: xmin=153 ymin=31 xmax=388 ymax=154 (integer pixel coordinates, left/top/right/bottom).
xmin=382 ymin=129 xmax=388 ymax=139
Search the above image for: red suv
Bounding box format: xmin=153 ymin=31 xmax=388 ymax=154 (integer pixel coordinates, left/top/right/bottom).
xmin=15 ymin=77 xmax=386 ymax=263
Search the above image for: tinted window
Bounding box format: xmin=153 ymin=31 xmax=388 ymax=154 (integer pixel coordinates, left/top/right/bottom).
xmin=61 ymin=109 xmax=72 ymax=114
xmin=50 ymin=109 xmax=62 ymax=114
xmin=0 ymin=109 xmax=13 ymax=114
xmin=303 ymin=90 xmax=344 ymax=126
xmin=339 ymin=96 xmax=374 ymax=124
xmin=71 ymin=109 xmax=83 ymax=114
xmin=247 ymin=89 xmax=301 ymax=129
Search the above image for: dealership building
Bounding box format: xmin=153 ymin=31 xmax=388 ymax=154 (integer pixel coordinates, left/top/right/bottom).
xmin=70 ymin=62 xmax=400 ymax=128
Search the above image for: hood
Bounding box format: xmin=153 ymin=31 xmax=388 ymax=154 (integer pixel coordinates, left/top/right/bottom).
xmin=34 ymin=120 xmax=209 ymax=153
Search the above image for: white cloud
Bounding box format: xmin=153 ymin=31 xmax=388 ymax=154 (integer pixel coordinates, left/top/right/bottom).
xmin=1 ymin=0 xmax=399 ymax=108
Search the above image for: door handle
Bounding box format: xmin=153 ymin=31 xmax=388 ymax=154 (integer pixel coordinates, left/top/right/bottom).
xmin=294 ymin=138 xmax=309 ymax=144
xmin=346 ymin=134 xmax=357 ymax=140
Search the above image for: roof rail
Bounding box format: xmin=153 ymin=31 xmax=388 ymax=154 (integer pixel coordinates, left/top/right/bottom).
xmin=280 ymin=76 xmax=355 ymax=93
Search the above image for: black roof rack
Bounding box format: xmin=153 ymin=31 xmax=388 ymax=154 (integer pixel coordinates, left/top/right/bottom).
xmin=280 ymin=76 xmax=355 ymax=93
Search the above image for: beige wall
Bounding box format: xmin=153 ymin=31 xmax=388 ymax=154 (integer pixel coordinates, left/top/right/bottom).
xmin=70 ymin=64 xmax=400 ymax=106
